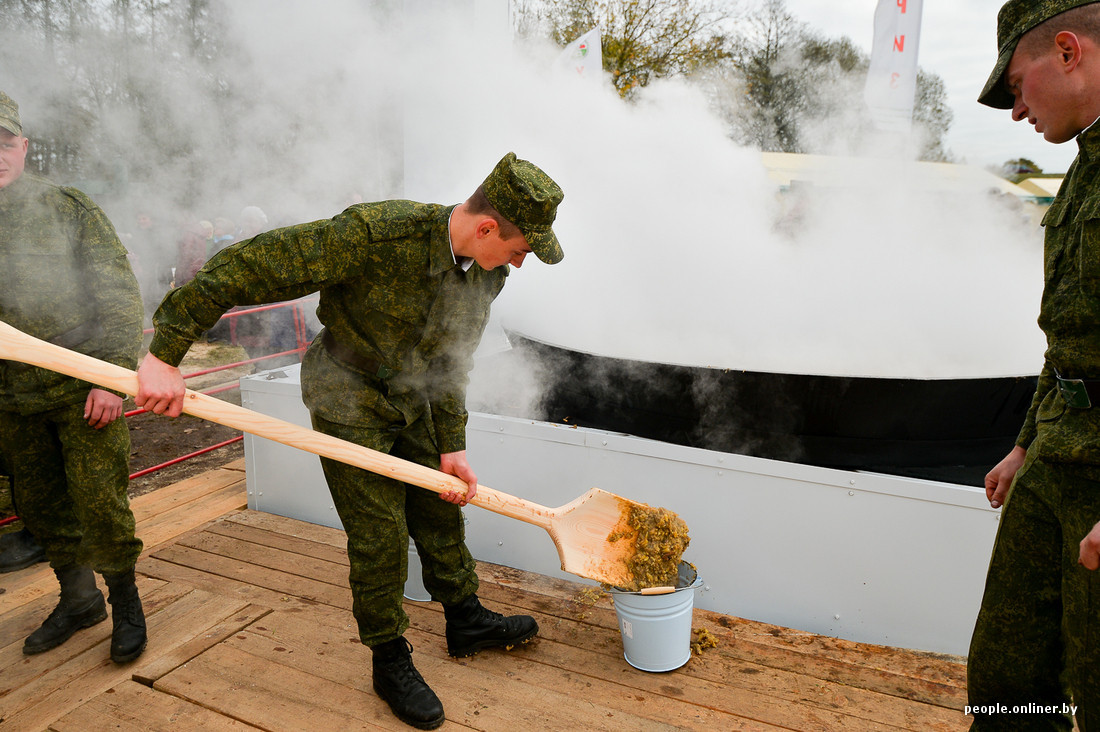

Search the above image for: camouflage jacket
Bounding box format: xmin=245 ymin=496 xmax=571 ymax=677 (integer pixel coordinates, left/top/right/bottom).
xmin=0 ymin=174 xmax=143 ymax=414
xmin=1018 ymin=122 xmax=1100 ymax=463
xmin=150 ymin=201 xmax=508 ymax=453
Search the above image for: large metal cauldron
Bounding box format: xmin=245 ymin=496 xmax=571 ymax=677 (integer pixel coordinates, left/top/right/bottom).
xmin=506 ymin=331 xmax=1037 ymax=486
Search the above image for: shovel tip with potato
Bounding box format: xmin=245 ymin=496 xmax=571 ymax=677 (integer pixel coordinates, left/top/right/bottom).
xmin=0 ymin=319 xmax=690 ymax=589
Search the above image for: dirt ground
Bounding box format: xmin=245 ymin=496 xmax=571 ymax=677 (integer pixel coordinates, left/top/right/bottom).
xmin=0 ymin=342 xmax=291 ymax=528
xmin=126 ymin=406 xmax=244 ymax=496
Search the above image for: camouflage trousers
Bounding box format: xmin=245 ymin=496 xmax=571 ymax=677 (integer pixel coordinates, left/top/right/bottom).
xmin=310 ymin=412 xmax=478 ymax=647
xmin=0 ymin=402 xmax=141 ymax=574
xmin=968 ymin=454 xmax=1100 ymax=731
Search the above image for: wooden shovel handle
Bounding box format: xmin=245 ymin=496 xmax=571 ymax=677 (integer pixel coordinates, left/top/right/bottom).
xmin=0 ymin=321 xmax=555 ymax=530
xmin=638 ymin=586 xmax=676 ymax=595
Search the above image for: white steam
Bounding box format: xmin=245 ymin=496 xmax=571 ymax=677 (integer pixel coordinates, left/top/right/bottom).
xmin=395 ymin=20 xmax=1045 ymax=380
xmin=5 ymin=0 xmax=1046 ymax=382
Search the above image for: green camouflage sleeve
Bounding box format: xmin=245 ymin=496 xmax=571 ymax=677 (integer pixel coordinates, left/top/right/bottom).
xmin=149 ymin=214 xmax=371 ymax=366
xmin=426 ymin=267 xmax=507 ymax=454
xmin=427 ymin=342 xmax=481 ymax=454
xmin=1016 ymin=362 xmax=1052 ymax=450
xmin=64 ymin=188 xmax=143 ymax=372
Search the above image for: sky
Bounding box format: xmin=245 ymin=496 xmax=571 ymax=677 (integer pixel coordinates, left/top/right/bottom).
xmin=785 ymin=0 xmax=1080 ymax=174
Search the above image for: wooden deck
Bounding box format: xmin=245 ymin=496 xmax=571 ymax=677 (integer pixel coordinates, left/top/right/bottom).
xmin=0 ymin=459 xmax=972 ymax=731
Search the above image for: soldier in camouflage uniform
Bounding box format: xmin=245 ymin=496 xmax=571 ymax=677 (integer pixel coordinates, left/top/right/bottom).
xmin=0 ymin=91 xmax=147 ymax=663
xmin=136 ymin=152 xmax=564 ymax=730
xmin=970 ymin=2 xmax=1100 ymax=729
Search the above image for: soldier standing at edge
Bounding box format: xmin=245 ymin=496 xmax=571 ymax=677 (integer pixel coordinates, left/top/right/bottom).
xmin=971 ymin=2 xmax=1100 ymax=729
xmin=0 ymin=90 xmax=147 ymax=663
xmin=136 ymin=152 xmax=564 ymax=730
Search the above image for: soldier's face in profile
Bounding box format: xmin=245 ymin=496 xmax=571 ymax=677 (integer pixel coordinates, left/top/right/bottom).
xmin=481 ymin=234 xmax=531 ymax=269
xmin=0 ymin=130 xmax=28 ymax=190
xmin=1006 ymin=31 xmax=1087 ymax=144
xmin=471 ymin=223 xmax=532 ymax=270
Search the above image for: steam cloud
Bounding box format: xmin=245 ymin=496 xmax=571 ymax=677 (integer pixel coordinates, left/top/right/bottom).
xmin=2 ymin=0 xmax=1046 ymax=408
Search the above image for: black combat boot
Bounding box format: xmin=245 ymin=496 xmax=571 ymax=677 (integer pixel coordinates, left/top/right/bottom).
xmin=103 ymin=569 xmax=147 ymax=663
xmin=443 ymin=595 xmax=538 ymax=658
xmin=371 ymin=637 xmax=445 ymax=730
xmin=23 ymin=565 xmax=107 ymax=655
xmin=0 ymin=527 xmax=46 ymax=573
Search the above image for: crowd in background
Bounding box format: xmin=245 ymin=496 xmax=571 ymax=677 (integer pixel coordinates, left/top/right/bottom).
xmin=118 ymin=202 xmax=326 ymax=358
xmin=120 ymin=204 xmax=271 ymax=311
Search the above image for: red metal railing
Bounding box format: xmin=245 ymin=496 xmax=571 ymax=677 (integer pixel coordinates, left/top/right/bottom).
xmin=128 ymin=296 xmax=317 ymax=478
xmin=128 ymin=436 xmax=245 ymax=480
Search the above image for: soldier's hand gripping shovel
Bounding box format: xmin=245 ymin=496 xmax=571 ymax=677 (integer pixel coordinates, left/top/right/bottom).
xmin=0 ymin=320 xmax=688 ymax=589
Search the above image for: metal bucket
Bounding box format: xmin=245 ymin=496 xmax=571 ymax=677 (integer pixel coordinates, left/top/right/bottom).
xmin=610 ymin=562 xmax=702 ymax=672
xmin=403 ymin=538 xmax=431 ymax=602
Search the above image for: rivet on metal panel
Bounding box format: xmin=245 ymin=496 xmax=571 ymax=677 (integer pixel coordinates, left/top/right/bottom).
xmin=848 ymin=491 xmax=855 ymax=497
xmin=498 ymin=541 xmax=504 ymax=546
xmin=717 ymin=471 xmax=724 ymax=477
xmin=834 ymin=614 xmax=841 ymax=620
xmin=602 ymin=440 xmax=607 ymax=446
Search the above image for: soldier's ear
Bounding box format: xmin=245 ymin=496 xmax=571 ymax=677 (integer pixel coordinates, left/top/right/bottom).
xmin=1055 ymin=30 xmax=1084 ymax=72
xmin=474 ymin=217 xmax=498 ymax=239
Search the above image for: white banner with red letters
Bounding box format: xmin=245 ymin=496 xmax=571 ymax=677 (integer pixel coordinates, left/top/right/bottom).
xmin=864 ymin=0 xmax=923 ymax=132
xmin=554 ymin=27 xmax=603 ymax=83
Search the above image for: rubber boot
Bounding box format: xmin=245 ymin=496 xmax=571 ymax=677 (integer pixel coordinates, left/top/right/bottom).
xmin=371 ymin=637 xmax=445 ymax=730
xmin=103 ymin=569 xmax=147 ymax=663
xmin=23 ymin=565 xmax=107 ymax=655
xmin=443 ymin=595 xmax=538 ymax=658
xmin=0 ymin=527 xmax=46 ymax=573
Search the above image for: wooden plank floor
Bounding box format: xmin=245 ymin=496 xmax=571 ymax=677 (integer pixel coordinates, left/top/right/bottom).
xmin=0 ymin=459 xmax=972 ymax=731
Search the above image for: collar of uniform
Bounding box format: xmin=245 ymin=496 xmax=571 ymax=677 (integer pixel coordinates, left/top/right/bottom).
xmin=429 ymin=204 xmax=460 ymax=276
xmin=446 ymin=206 xmax=475 ymax=272
xmin=1077 ymin=116 xmax=1100 ymax=161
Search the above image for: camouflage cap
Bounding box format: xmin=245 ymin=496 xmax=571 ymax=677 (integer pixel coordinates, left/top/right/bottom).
xmin=0 ymin=90 xmax=21 ymax=137
xmin=482 ymin=152 xmax=564 ymax=265
xmin=979 ymin=0 xmax=1100 ymax=108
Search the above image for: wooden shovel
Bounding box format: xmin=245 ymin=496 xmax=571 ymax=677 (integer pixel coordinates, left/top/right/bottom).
xmin=0 ymin=319 xmax=672 ymax=588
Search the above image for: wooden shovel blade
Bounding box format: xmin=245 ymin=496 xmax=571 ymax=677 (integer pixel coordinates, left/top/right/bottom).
xmin=547 ymin=488 xmax=638 ymax=588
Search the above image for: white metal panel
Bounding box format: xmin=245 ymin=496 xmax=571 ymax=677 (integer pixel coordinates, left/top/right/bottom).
xmin=240 ymin=364 xmax=998 ymax=655
xmin=240 ymin=365 xmax=338 ymax=529
xmin=464 ymin=413 xmax=997 ymax=655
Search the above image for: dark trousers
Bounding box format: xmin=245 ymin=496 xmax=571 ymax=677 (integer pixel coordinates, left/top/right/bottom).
xmin=0 ymin=402 xmax=141 ymax=574
xmin=310 ymin=412 xmax=478 ymax=647
xmin=968 ymin=455 xmax=1100 ymax=731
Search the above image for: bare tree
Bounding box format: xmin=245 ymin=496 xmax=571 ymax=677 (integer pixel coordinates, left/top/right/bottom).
xmin=912 ymin=70 xmax=954 ymax=163
xmin=706 ymin=0 xmax=952 ymax=160
xmin=726 ymin=0 xmax=807 ymax=151
xmin=517 ymin=0 xmax=735 ymax=98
